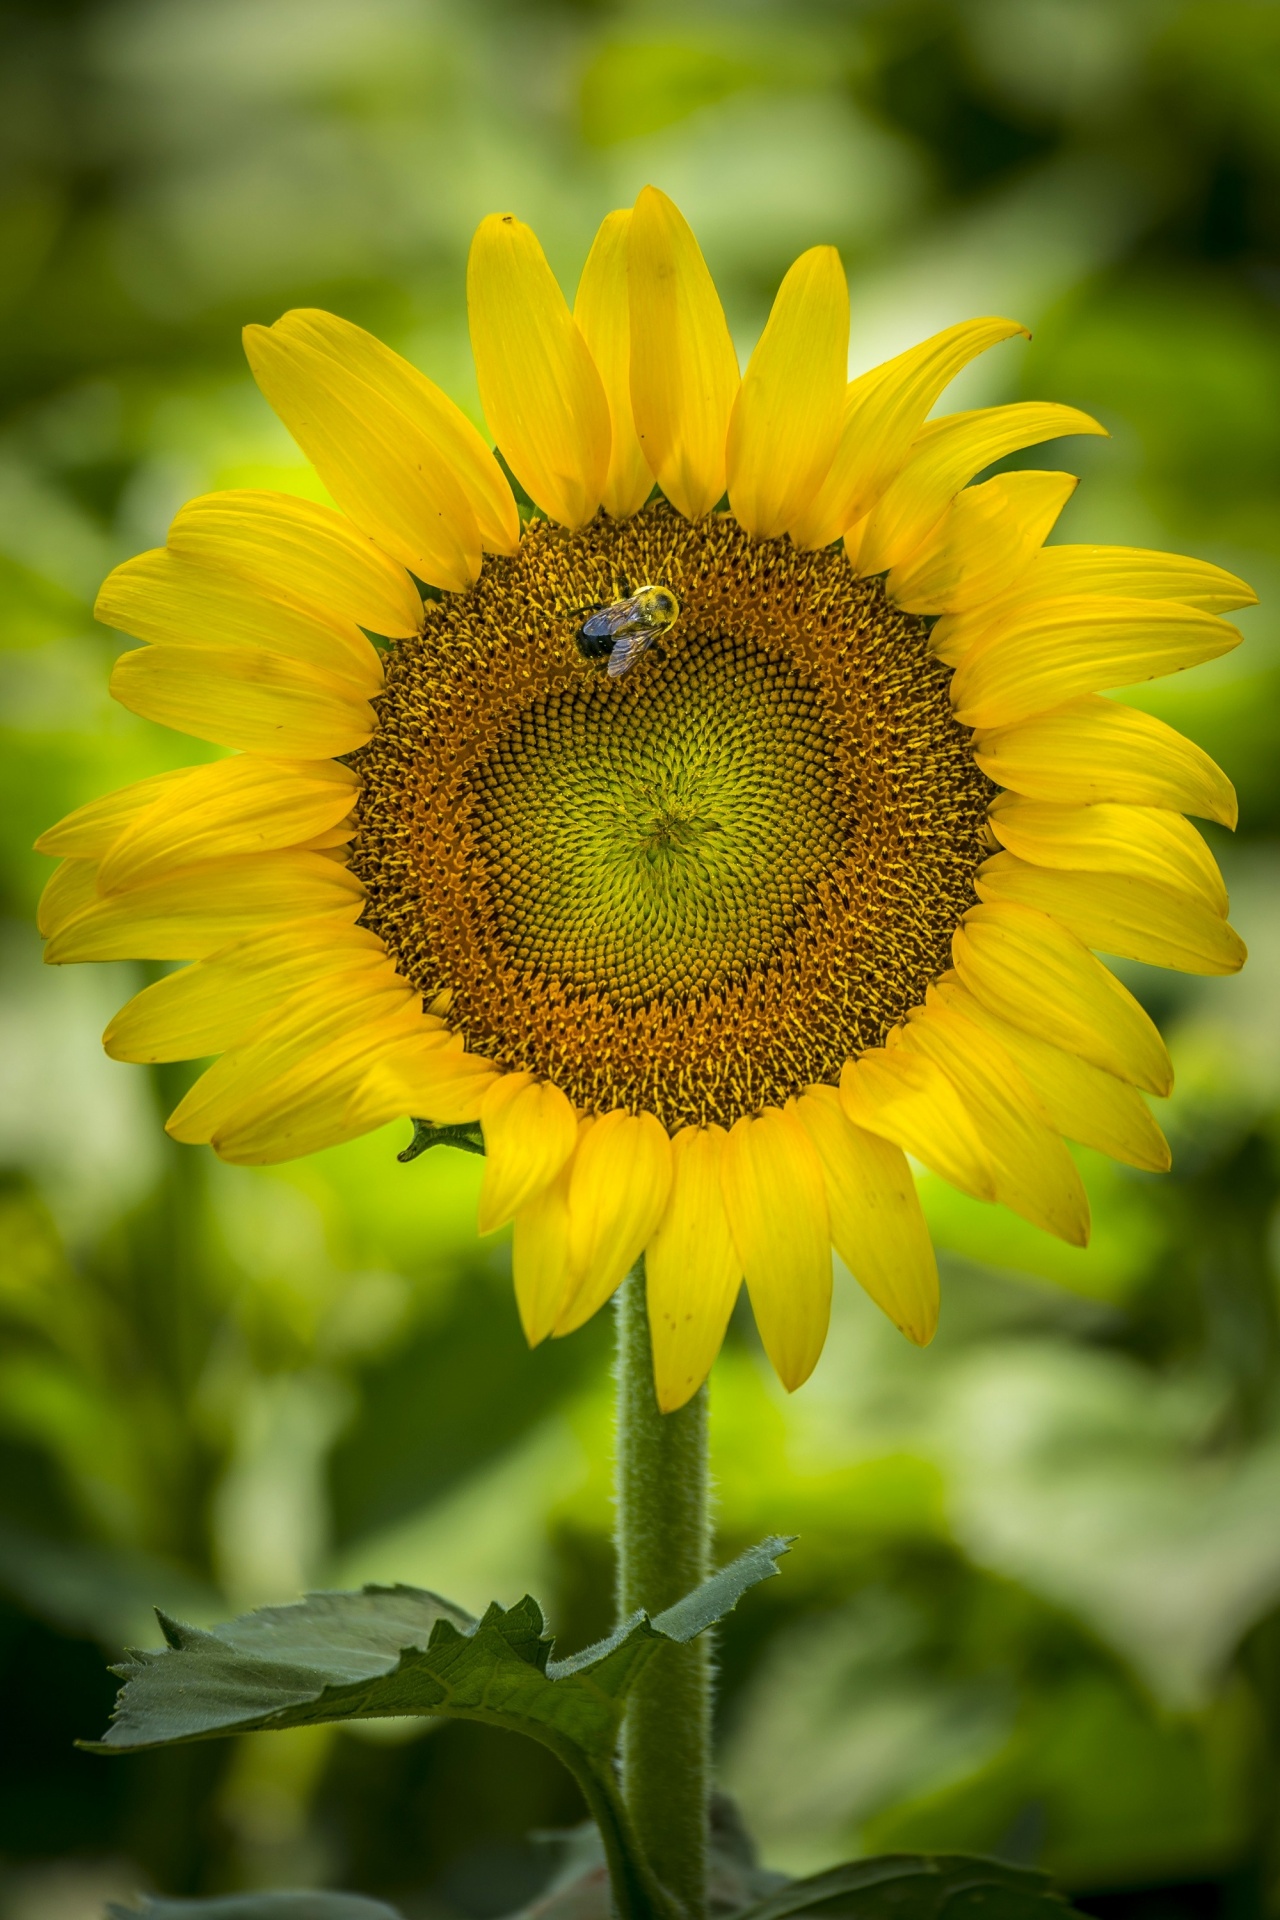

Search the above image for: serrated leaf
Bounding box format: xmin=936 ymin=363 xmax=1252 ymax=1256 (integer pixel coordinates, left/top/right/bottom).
xmin=550 ymin=1536 xmax=794 ymax=1677
xmin=107 ymin=1897 xmax=403 ymax=1920
xmin=87 ymin=1539 xmax=792 ymax=1757
xmin=652 ymin=1536 xmax=794 ymax=1643
xmin=735 ymin=1855 xmax=1075 ymax=1920
xmin=89 ymin=1543 xmax=792 ymax=1920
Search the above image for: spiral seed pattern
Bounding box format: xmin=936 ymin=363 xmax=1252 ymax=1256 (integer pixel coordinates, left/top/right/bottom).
xmin=350 ymin=504 xmax=992 ymax=1130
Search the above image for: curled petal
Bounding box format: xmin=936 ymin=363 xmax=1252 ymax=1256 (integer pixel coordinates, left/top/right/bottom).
xmin=110 ymin=645 xmax=376 ymax=758
xmin=574 ymin=210 xmax=653 ymax=520
xmin=976 ymin=854 xmax=1247 ymax=977
xmin=628 ymin=186 xmax=740 ymax=520
xmin=950 ymin=598 xmax=1241 ymax=729
xmin=44 ymin=851 xmax=363 ymax=964
xmin=726 ymin=245 xmax=848 ymax=540
xmin=478 ymin=1073 xmax=579 ymax=1234
xmin=794 ymin=1087 xmax=938 ymax=1345
xmin=790 ymin=316 xmax=1028 ymax=550
xmin=721 ymin=1106 xmax=831 ymax=1392
xmin=898 ymin=1005 xmax=1090 ymax=1246
xmin=987 ymin=797 xmax=1228 ymax=916
xmin=887 ymin=471 xmax=1077 ymax=615
xmin=953 ymin=901 xmax=1172 ymax=1094
xmin=839 ymin=1047 xmax=996 ymax=1202
xmin=645 ymin=1124 xmax=741 ymax=1412
xmin=555 ymin=1110 xmax=673 ymax=1336
xmin=512 ymin=1122 xmax=592 ymax=1346
xmin=930 ymin=978 xmax=1169 ymax=1173
xmin=858 ymin=403 xmax=1106 ymax=577
xmin=243 ymin=313 xmax=488 ymax=589
xmin=974 ymin=697 xmax=1237 ymax=828
xmin=468 ymin=213 xmax=611 ymax=529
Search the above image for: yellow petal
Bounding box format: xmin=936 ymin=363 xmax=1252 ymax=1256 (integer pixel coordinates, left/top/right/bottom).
xmin=976 ymin=853 xmax=1248 ymax=977
xmin=97 ymin=547 xmax=382 ymax=695
xmin=974 ymin=695 xmax=1238 ymax=828
xmin=899 ymin=1006 xmax=1090 ymax=1245
xmin=110 ymin=645 xmax=376 ymax=757
xmin=555 ymin=1110 xmax=673 ymax=1336
xmin=573 ymin=210 xmax=653 ymax=521
xmin=932 ymin=544 xmax=1256 ymax=663
xmin=204 ymin=1001 xmax=432 ymax=1164
xmin=478 ymin=1072 xmax=579 ymax=1235
xmin=953 ymin=901 xmax=1171 ymax=1094
xmin=950 ymin=598 xmax=1242 ymax=728
xmin=725 ymin=245 xmax=848 ymax=540
xmin=103 ymin=921 xmax=387 ymax=1063
xmin=43 ymin=850 xmax=363 ymax=963
xmin=243 ymin=316 xmax=483 ymax=590
xmin=467 ymin=213 xmax=610 ymax=530
xmin=512 ymin=1121 xmax=592 ymax=1345
xmin=37 ymin=858 xmax=99 ymax=939
xmin=168 ymin=974 xmax=420 ymax=1143
xmin=98 ymin=757 xmax=358 ymax=894
xmin=839 ymin=1047 xmax=996 ymax=1201
xmin=931 ymin=977 xmax=1169 ymax=1173
xmin=1000 ymin=543 xmax=1257 ymax=613
xmin=988 ymin=797 xmax=1228 ymax=915
xmin=720 ymin=1106 xmax=831 ymax=1392
xmin=793 ymin=1086 xmax=938 ymax=1345
xmin=298 ymin=820 xmax=356 ymax=852
xmin=886 ymin=471 xmax=1077 ymax=614
xmin=167 ymin=489 xmax=424 ymax=640
xmin=265 ymin=313 xmax=518 ymax=557
xmin=346 ymin=1034 xmax=497 ymax=1134
xmin=628 ymin=186 xmax=740 ymax=520
xmin=645 ymin=1124 xmax=742 ymax=1412
xmin=211 ymin=1046 xmax=406 ymax=1165
xmin=858 ymin=403 xmax=1106 ymax=576
xmin=790 ymin=317 xmax=1028 ymax=550
xmin=35 ymin=769 xmax=190 ymax=859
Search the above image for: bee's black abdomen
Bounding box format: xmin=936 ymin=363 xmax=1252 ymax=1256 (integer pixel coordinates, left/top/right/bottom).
xmin=576 ymin=631 xmax=616 ymax=661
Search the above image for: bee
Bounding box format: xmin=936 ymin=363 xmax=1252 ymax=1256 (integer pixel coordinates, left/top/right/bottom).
xmin=572 ymin=582 xmax=680 ymax=678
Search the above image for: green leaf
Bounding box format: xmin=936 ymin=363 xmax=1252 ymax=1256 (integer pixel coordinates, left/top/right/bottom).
xmin=86 ymin=1538 xmax=792 ymax=1756
xmin=735 ymin=1856 xmax=1075 ymax=1920
xmin=552 ymin=1535 xmax=795 ymax=1675
xmin=107 ymin=1898 xmax=402 ymax=1920
xmin=88 ymin=1542 xmax=792 ymax=1920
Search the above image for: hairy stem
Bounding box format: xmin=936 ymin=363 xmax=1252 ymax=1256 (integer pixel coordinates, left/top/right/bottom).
xmin=614 ymin=1259 xmax=711 ymax=1920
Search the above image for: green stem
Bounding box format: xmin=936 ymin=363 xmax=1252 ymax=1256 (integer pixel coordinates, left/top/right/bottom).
xmin=561 ymin=1751 xmax=679 ymax=1920
xmin=614 ymin=1258 xmax=711 ymax=1920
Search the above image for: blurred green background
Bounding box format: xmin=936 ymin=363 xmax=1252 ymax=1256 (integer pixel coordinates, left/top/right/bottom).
xmin=3 ymin=1 xmax=1280 ymax=1917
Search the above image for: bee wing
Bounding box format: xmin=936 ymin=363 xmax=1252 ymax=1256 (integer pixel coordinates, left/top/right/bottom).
xmin=581 ymin=596 xmax=645 ymax=639
xmin=606 ymin=630 xmax=656 ymax=677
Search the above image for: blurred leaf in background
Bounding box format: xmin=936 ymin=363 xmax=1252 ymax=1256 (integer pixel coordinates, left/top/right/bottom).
xmin=2 ymin=2 xmax=1280 ymax=1919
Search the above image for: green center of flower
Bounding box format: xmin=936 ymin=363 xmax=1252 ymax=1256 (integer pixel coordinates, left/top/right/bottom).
xmin=469 ymin=631 xmax=842 ymax=1011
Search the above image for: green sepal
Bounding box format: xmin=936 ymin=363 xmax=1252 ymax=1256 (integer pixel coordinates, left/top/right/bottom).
xmin=398 ymin=1118 xmax=485 ymax=1162
xmin=735 ymin=1856 xmax=1076 ymax=1920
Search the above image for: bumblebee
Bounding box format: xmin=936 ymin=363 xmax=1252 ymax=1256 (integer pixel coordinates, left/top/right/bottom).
xmin=573 ymin=582 xmax=680 ymax=678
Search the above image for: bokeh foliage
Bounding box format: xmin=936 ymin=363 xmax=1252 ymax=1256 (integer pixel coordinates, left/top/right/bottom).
xmin=2 ymin=1 xmax=1280 ymax=1917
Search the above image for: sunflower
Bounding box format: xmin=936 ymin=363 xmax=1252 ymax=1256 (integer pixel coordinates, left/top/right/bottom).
xmin=38 ymin=187 xmax=1251 ymax=1411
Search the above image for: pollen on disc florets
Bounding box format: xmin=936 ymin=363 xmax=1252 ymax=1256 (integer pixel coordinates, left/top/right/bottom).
xmin=349 ymin=503 xmax=993 ymax=1131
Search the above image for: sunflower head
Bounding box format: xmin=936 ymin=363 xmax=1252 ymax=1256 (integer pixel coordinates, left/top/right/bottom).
xmin=38 ymin=186 xmax=1252 ymax=1410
